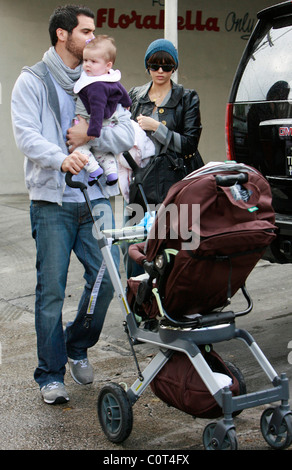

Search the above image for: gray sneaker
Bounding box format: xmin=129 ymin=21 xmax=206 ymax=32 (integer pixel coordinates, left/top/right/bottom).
xmin=41 ymin=381 xmax=69 ymax=405
xmin=68 ymin=358 xmax=93 ymax=385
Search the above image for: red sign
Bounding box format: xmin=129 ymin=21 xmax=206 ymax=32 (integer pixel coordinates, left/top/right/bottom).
xmin=280 ymin=127 xmax=292 ymax=137
xmin=96 ymin=9 xmax=220 ymax=31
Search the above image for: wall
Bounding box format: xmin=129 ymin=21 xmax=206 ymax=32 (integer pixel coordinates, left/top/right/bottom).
xmin=0 ymin=0 xmax=277 ymax=193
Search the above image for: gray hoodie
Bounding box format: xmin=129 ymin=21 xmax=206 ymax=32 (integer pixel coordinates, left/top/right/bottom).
xmin=11 ymin=61 xmax=134 ymax=204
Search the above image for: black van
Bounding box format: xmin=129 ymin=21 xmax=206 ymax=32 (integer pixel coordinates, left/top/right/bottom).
xmin=226 ymin=1 xmax=292 ymax=263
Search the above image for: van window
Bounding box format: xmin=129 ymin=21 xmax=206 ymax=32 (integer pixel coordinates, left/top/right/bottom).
xmin=236 ymin=22 xmax=292 ymax=103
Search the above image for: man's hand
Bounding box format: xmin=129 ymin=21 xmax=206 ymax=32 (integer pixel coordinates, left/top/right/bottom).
xmin=61 ymin=150 xmax=89 ymax=174
xmin=66 ymin=115 xmax=90 ymax=152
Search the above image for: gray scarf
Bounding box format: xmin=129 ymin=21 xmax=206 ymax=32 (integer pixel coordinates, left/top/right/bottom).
xmin=42 ymin=46 xmax=82 ymax=96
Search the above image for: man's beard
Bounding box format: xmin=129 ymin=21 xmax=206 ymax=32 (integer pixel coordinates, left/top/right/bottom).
xmin=65 ymin=34 xmax=83 ymax=63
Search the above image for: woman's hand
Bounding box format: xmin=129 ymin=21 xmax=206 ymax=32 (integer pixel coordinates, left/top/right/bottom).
xmin=66 ymin=115 xmax=91 ymax=152
xmin=137 ymin=114 xmax=160 ymax=132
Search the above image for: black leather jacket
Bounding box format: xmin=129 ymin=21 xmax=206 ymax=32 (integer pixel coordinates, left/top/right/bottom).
xmin=129 ymin=80 xmax=202 ymax=161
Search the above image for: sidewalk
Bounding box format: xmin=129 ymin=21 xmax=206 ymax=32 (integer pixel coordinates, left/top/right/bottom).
xmin=0 ymin=193 xmax=291 ymax=450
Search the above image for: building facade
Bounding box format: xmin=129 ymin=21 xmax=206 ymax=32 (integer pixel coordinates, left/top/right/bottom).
xmin=1 ymin=0 xmax=277 ymax=193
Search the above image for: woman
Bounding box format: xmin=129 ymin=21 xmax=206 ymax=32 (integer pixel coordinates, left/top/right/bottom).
xmin=123 ymin=38 xmax=203 ymax=279
xmin=129 ymin=38 xmax=202 ymax=173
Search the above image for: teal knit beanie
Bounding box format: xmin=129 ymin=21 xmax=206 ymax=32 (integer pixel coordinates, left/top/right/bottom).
xmin=144 ymin=39 xmax=179 ymax=70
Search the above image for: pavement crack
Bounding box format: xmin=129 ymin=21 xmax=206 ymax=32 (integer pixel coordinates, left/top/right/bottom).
xmin=0 ymin=297 xmax=33 ymax=321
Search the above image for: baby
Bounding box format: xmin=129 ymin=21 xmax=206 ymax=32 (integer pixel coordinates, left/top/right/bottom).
xmin=74 ymin=35 xmax=132 ymax=186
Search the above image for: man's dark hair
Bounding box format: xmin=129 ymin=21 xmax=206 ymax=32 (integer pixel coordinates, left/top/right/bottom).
xmin=49 ymin=4 xmax=94 ymax=46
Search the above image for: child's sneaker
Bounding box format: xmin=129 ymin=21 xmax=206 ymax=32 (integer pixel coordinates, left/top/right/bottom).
xmin=106 ymin=172 xmax=118 ymax=186
xmin=88 ymin=167 xmax=103 ymax=186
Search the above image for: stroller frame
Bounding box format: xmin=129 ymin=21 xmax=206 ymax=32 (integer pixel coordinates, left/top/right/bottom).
xmin=66 ymin=173 xmax=292 ymax=450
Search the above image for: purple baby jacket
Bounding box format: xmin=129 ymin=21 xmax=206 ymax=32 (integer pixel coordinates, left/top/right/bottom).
xmin=78 ymin=81 xmax=132 ymax=137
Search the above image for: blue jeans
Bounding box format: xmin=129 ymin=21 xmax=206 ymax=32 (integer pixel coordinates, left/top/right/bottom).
xmin=30 ymin=198 xmax=119 ymax=388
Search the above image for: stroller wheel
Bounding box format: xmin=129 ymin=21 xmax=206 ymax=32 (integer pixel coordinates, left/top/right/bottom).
xmin=224 ymin=360 xmax=247 ymax=417
xmin=224 ymin=361 xmax=246 ymax=394
xmin=203 ymin=422 xmax=238 ymax=450
xmin=97 ymin=383 xmax=133 ymax=443
xmin=260 ymin=407 xmax=292 ymax=450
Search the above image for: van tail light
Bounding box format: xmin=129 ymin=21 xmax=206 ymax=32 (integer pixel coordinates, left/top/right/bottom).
xmin=225 ymin=103 xmax=235 ymax=160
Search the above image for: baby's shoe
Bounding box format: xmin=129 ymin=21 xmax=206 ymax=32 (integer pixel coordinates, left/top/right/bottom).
xmin=88 ymin=167 xmax=103 ymax=186
xmin=106 ymin=172 xmax=118 ymax=186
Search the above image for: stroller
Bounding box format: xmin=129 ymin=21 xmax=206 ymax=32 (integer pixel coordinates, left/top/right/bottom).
xmin=66 ymin=161 xmax=292 ymax=450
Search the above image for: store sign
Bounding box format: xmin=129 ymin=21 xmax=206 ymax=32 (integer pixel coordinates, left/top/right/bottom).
xmin=96 ymin=9 xmax=219 ymax=31
xmin=95 ymin=8 xmax=255 ymax=38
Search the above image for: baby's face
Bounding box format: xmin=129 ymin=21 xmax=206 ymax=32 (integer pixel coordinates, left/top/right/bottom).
xmin=82 ymin=48 xmax=111 ymax=77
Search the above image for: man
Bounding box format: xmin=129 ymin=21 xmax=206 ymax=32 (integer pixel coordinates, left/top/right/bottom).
xmin=11 ymin=5 xmax=134 ymax=404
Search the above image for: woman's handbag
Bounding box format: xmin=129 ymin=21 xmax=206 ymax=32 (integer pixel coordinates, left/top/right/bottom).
xmin=123 ymin=133 xmax=202 ymax=211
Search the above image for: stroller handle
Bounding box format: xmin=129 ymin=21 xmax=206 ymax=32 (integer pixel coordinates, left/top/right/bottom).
xmin=122 ymin=151 xmax=139 ymax=172
xmin=65 ymin=172 xmax=87 ymax=191
xmin=215 ymin=172 xmax=248 ymax=187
